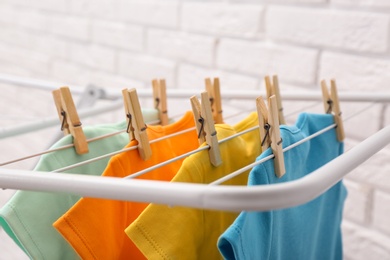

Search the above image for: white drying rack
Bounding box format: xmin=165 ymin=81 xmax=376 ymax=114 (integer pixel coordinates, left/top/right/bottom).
xmin=0 ymin=73 xmax=389 ymax=212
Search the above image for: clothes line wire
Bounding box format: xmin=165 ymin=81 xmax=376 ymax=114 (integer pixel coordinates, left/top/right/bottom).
xmin=123 ymin=102 xmax=325 ymax=179
xmin=126 ymin=99 xmax=378 ymax=183
xmin=124 ymin=125 xmax=260 ymax=179
xmin=53 ymin=126 xmax=197 ymax=173
xmin=210 ymin=101 xmax=379 ymax=185
xmin=0 ymin=99 xmax=254 ymax=167
xmin=58 ymin=100 xmax=318 ymax=174
xmin=0 ymin=119 xmax=161 ymax=166
xmin=53 ymin=109 xmax=261 ymax=172
xmin=0 ymin=99 xmax=374 ymax=173
xmin=1 ymin=122 xmax=389 ymax=211
xmin=0 ymin=106 xmax=250 ymax=168
xmin=210 ymin=123 xmax=337 ymax=185
xmin=42 ymin=100 xmax=348 ymax=174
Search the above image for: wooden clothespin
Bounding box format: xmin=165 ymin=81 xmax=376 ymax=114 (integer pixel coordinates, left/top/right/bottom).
xmin=152 ymin=79 xmax=169 ymax=126
xmin=321 ymin=79 xmax=345 ymax=142
xmin=122 ymin=88 xmax=152 ymax=160
xmin=190 ymin=92 xmax=222 ymax=167
xmin=264 ymin=75 xmax=286 ymax=125
xmin=205 ymin=77 xmax=224 ymax=124
xmin=52 ymin=86 xmax=89 ymax=155
xmin=256 ymin=95 xmax=286 ymax=178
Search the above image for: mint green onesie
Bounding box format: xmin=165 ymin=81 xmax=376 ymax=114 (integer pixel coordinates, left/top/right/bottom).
xmin=0 ymin=109 xmax=159 ymax=259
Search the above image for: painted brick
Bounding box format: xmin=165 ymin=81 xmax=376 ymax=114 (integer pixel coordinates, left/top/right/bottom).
xmin=0 ymin=26 xmax=68 ymax=59
xmin=70 ymin=43 xmax=116 ymax=72
xmin=147 ymin=29 xmax=215 ymax=67
xmin=51 ymin=60 xmax=92 ymax=86
xmin=24 ymin=0 xmax=68 ymax=13
xmin=340 ymin=102 xmax=381 ymax=140
xmin=345 ymin=145 xmax=390 ymax=191
xmin=385 ymin=107 xmax=390 ymax=127
xmin=48 ymin=15 xmax=90 ymax=41
xmin=92 ymin=20 xmax=143 ymax=51
xmin=266 ymin=7 xmax=389 ymax=53
xmin=217 ymin=39 xmax=318 ymax=85
xmin=258 ymin=0 xmax=325 ymax=2
xmin=118 ymin=52 xmax=176 ymax=85
xmin=182 ymin=3 xmax=263 ymax=37
xmin=16 ymin=9 xmax=49 ymax=31
xmin=373 ymin=191 xmax=390 ymax=235
xmin=177 ymin=63 xmax=260 ymax=90
xmin=343 ymin=179 xmax=371 ymax=224
xmin=0 ymin=4 xmax=18 ymax=25
xmin=118 ymin=0 xmax=179 ymax=28
xmin=332 ymin=0 xmax=390 ymax=8
xmin=0 ymin=43 xmax=50 ymax=76
xmin=0 ymin=61 xmax=33 ymax=77
xmin=320 ymin=52 xmax=390 ymax=91
xmin=343 ymin=221 xmax=390 ymax=259
xmin=71 ymin=0 xmax=120 ymax=20
xmin=89 ymin=71 xmax=146 ymax=90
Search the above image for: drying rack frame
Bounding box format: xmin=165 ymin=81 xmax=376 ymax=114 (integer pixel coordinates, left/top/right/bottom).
xmin=0 ymin=73 xmax=389 ymax=212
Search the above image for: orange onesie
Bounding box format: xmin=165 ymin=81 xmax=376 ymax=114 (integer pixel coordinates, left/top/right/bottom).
xmin=53 ymin=111 xmax=198 ymax=259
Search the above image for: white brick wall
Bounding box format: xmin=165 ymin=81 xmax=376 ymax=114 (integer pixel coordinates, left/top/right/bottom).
xmin=217 ymin=39 xmax=318 ymax=85
xmin=320 ymin=52 xmax=390 ymax=91
xmin=119 ymin=1 xmax=179 ymax=28
xmin=0 ymin=0 xmax=390 ymax=259
xmin=48 ymin=15 xmax=90 ymax=41
xmin=147 ymin=29 xmax=216 ymax=67
xmin=266 ymin=6 xmax=390 ymax=53
xmin=118 ymin=52 xmax=176 ymax=85
xmin=182 ymin=3 xmax=264 ymax=37
xmin=373 ymin=191 xmax=390 ymax=235
xmin=92 ymin=20 xmax=144 ymax=51
xmin=69 ymin=43 xmax=116 ymax=72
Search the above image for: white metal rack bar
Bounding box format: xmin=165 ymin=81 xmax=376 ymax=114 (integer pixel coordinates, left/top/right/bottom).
xmin=0 ymin=124 xmax=389 ymax=212
xmin=1 ymin=73 xmax=389 ymax=139
xmin=2 ymin=73 xmax=390 ymax=102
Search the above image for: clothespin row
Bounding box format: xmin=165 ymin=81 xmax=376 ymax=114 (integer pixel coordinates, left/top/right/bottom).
xmin=256 ymin=95 xmax=286 ymax=178
xmin=122 ymin=88 xmax=152 ymax=160
xmin=264 ymin=75 xmax=286 ymax=125
xmin=52 ymin=86 xmax=89 ymax=155
xmin=152 ymin=79 xmax=169 ymax=126
xmin=205 ymin=77 xmax=224 ymax=124
xmin=321 ymin=79 xmax=345 ymax=142
xmin=190 ymin=92 xmax=222 ymax=167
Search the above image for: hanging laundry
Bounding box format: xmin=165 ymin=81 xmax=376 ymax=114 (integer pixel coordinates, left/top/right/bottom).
xmin=126 ymin=112 xmax=262 ymax=260
xmin=0 ymin=108 xmax=160 ymax=260
xmin=53 ymin=111 xmax=199 ymax=260
xmin=218 ymin=113 xmax=347 ymax=260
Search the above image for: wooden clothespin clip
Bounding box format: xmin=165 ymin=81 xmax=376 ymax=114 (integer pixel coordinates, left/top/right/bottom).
xmin=152 ymin=79 xmax=169 ymax=126
xmin=321 ymin=79 xmax=345 ymax=142
xmin=122 ymin=88 xmax=152 ymax=160
xmin=205 ymin=77 xmax=224 ymax=124
xmin=264 ymin=75 xmax=286 ymax=125
xmin=256 ymin=95 xmax=286 ymax=178
xmin=52 ymin=86 xmax=89 ymax=155
xmin=190 ymin=92 xmax=222 ymax=167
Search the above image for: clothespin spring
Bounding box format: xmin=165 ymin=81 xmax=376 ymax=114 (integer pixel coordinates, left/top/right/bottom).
xmin=126 ymin=112 xmax=148 ymax=140
xmin=326 ymin=99 xmax=333 ymax=114
xmin=197 ymin=116 xmax=205 ymax=139
xmin=261 ymin=123 xmax=271 ymax=147
xmin=260 ymin=123 xmax=283 ymax=148
xmin=60 ymin=111 xmax=67 ymax=131
xmin=60 ymin=110 xmax=82 ymax=131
